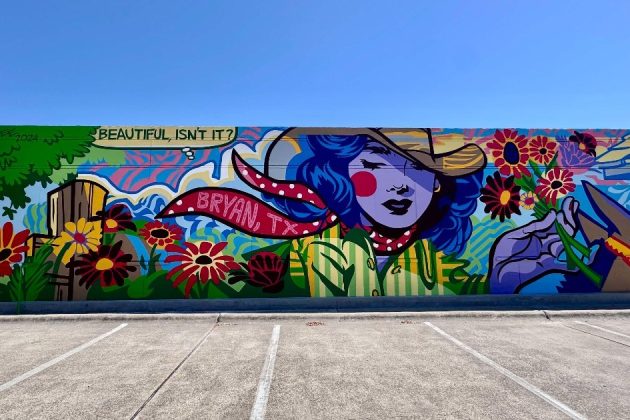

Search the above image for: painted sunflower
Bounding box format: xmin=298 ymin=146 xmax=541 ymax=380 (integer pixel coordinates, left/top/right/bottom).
xmin=480 ymin=172 xmax=522 ymax=222
xmin=139 ymin=220 xmax=183 ymax=249
xmin=97 ymin=204 xmax=137 ymax=233
xmin=0 ymin=222 xmax=30 ymax=277
xmin=165 ymin=241 xmax=240 ymax=297
xmin=569 ymin=131 xmax=597 ymax=157
xmin=487 ymin=129 xmax=531 ymax=178
xmin=52 ymin=218 xmax=102 ymax=265
xmin=69 ymin=241 xmax=136 ymax=288
xmin=529 ymin=136 xmax=557 ymax=165
xmin=535 ymin=168 xmax=576 ymax=206
xmin=520 ymin=191 xmax=538 ymax=210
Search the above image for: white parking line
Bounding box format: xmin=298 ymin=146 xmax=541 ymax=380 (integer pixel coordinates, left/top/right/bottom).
xmin=0 ymin=323 xmax=127 ymax=392
xmin=250 ymin=325 xmax=281 ymax=420
xmin=574 ymin=321 xmax=630 ymax=339
xmin=424 ymin=322 xmax=587 ymax=420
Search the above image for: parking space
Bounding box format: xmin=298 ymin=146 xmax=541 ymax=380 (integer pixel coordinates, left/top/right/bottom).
xmin=426 ymin=318 xmax=630 ymax=419
xmin=265 ymin=321 xmax=560 ymax=419
xmin=0 ymin=313 xmax=628 ymax=419
xmin=139 ymin=323 xmax=274 ymax=419
xmin=0 ymin=320 xmax=123 ymax=384
xmin=0 ymin=320 xmax=213 ymax=419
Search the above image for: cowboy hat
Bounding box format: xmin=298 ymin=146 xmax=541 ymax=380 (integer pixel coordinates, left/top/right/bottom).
xmin=264 ymin=127 xmax=486 ymax=178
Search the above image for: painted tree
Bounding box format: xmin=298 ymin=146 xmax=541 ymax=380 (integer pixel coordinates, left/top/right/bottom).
xmin=0 ymin=126 xmax=97 ymax=219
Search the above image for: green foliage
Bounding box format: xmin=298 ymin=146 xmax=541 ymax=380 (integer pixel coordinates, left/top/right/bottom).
xmin=0 ymin=126 xmax=97 ymax=218
xmin=310 ymin=228 xmax=376 ymax=297
xmin=0 ymin=276 xmax=11 ymax=302
xmin=190 ymin=278 xmax=240 ymax=299
xmin=459 ymin=274 xmax=489 ymax=294
xmin=87 ymin=270 xmax=186 ymax=300
xmin=8 ymin=244 xmax=54 ymax=302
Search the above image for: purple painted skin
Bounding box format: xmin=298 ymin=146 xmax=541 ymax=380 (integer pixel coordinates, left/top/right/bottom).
xmin=488 ymin=197 xmax=582 ymax=293
xmin=348 ymin=141 xmax=436 ymax=229
xmin=348 ymin=142 xmax=583 ymax=292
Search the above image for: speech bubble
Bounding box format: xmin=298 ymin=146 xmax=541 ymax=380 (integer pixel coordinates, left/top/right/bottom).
xmin=92 ymin=126 xmax=238 ymax=149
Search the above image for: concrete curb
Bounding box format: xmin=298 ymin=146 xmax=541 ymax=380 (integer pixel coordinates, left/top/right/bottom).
xmin=2 ymin=292 xmax=630 ymax=316
xmin=1 ymin=309 xmax=629 ymax=322
xmin=543 ymin=309 xmax=630 ymax=318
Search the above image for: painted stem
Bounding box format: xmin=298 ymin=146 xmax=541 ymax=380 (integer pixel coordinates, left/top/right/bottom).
xmin=148 ymin=244 xmax=158 ymax=275
xmin=51 ymin=242 xmax=72 ymax=276
xmin=556 ymin=222 xmax=601 ymax=287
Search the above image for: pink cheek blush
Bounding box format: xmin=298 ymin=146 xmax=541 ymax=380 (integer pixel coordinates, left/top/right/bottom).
xmin=351 ymin=171 xmax=377 ymax=197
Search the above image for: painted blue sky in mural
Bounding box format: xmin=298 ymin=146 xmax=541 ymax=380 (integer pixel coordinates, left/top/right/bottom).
xmin=1 ymin=1 xmax=629 ymax=127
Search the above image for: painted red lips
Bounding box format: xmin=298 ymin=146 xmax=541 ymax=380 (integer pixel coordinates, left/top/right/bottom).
xmin=382 ymin=199 xmax=412 ymax=215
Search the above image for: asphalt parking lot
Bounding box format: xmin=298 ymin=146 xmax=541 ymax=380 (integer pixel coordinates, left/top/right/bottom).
xmin=0 ymin=312 xmax=629 ymax=419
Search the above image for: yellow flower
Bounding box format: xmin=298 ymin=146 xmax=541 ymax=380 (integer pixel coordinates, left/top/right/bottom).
xmin=52 ymin=218 xmax=102 ymax=265
xmin=520 ymin=191 xmax=538 ymax=210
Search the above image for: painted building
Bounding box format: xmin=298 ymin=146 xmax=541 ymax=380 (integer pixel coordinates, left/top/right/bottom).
xmin=0 ymin=126 xmax=629 ymax=301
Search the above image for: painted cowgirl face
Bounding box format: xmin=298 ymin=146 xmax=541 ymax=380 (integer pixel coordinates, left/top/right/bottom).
xmin=348 ymin=142 xmax=437 ymax=229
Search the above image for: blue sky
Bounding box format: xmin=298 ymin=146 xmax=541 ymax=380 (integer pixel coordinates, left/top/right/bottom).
xmin=1 ymin=1 xmax=629 ymax=127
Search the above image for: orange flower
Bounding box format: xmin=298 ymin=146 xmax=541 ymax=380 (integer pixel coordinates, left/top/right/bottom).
xmin=0 ymin=222 xmax=30 ymax=277
xmin=139 ymin=221 xmax=183 ymax=249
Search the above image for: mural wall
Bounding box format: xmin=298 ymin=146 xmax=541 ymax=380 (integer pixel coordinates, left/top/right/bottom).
xmin=0 ymin=126 xmax=629 ymax=301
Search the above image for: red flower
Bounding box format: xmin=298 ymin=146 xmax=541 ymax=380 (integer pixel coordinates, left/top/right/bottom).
xmin=247 ymin=252 xmax=287 ymax=292
xmin=69 ymin=241 xmax=136 ymax=288
xmin=0 ymin=222 xmax=30 ymax=277
xmin=480 ymin=172 xmax=522 ymax=222
xmin=97 ymin=204 xmax=137 ymax=233
xmin=529 ymin=136 xmax=557 ymax=165
xmin=535 ymin=168 xmax=576 ymax=206
xmin=487 ymin=129 xmax=531 ymax=178
xmin=165 ymin=241 xmax=240 ymax=297
xmin=569 ymin=131 xmax=597 ymax=157
xmin=139 ymin=220 xmax=183 ymax=249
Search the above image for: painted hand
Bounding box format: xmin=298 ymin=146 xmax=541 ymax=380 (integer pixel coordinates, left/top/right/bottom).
xmin=488 ymin=197 xmax=581 ymax=294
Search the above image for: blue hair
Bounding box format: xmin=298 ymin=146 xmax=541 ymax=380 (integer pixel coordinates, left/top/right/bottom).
xmin=419 ymin=172 xmax=483 ymax=255
xmin=267 ymin=134 xmax=482 ymax=256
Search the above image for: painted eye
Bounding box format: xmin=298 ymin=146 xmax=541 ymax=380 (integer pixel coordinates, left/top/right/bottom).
xmin=360 ymin=159 xmax=386 ymax=170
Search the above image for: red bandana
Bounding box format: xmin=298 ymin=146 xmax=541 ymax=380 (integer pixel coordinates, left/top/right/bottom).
xmin=157 ymin=151 xmax=418 ymax=255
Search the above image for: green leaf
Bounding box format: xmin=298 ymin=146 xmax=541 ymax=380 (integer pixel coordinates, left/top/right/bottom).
xmin=514 ymin=176 xmax=534 ymax=193
xmin=312 ymin=264 xmax=346 ymax=296
xmin=529 ymin=160 xmax=543 ymax=178
xmin=207 ymin=280 xmax=240 ymax=298
xmin=342 ymin=228 xmax=373 ymax=256
xmin=2 ymin=206 xmax=16 ymax=220
xmin=8 ymin=244 xmax=55 ymax=302
xmin=320 ymin=253 xmax=347 ymax=276
xmin=311 ymin=241 xmax=347 ymax=264
xmin=342 ymin=265 xmax=355 ymax=292
xmin=547 ymin=152 xmax=559 ymax=170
